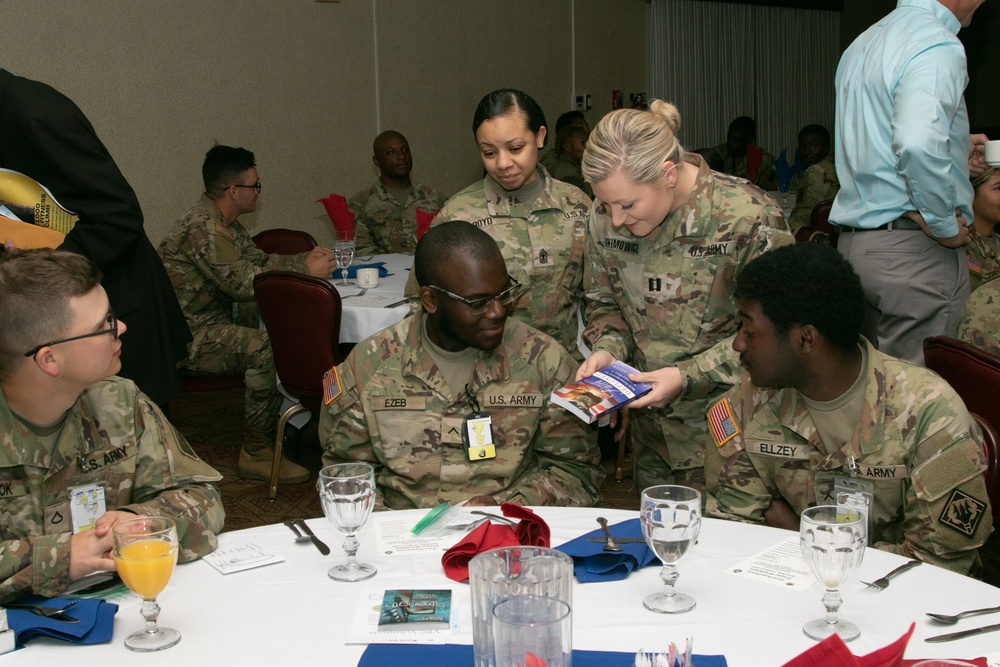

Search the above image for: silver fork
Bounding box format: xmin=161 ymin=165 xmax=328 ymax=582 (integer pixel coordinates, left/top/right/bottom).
xmin=861 ymin=559 xmax=921 ymax=590
xmin=341 ymin=288 xmax=369 ymax=300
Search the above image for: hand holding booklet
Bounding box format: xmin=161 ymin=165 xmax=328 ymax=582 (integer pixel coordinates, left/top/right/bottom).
xmin=550 ymin=360 xmax=651 ymax=424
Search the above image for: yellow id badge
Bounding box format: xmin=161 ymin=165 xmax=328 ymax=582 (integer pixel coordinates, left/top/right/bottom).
xmin=68 ymin=483 xmax=106 ymax=534
xmin=463 ymin=413 xmax=496 ymax=461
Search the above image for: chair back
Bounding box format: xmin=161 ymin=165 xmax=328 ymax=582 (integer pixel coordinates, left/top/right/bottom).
xmin=970 ymin=413 xmax=1000 ymax=527
xmin=253 ymin=270 xmax=342 ymax=411
xmin=810 ymin=199 xmax=837 ymax=245
xmin=924 ymin=336 xmax=1000 ymax=526
xmin=253 ymin=228 xmax=317 ymax=255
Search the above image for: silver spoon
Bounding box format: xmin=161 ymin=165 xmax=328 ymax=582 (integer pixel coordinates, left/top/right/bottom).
xmin=927 ymin=604 xmax=1000 ymax=625
xmin=597 ymin=516 xmax=623 ymax=552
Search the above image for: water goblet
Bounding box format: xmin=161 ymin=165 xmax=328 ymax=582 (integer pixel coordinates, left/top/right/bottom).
xmin=640 ymin=485 xmax=702 ymax=613
xmin=112 ymin=516 xmax=181 ymax=652
xmin=318 ymin=462 xmax=377 ymax=581
xmin=333 ymin=235 xmax=356 ymax=287
xmin=799 ymin=505 xmax=866 ymax=642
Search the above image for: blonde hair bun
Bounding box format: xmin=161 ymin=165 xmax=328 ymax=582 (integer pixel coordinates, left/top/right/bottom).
xmin=648 ymin=99 xmax=681 ymax=134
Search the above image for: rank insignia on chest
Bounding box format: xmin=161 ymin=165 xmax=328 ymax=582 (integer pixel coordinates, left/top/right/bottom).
xmin=538 ymin=249 xmax=550 ymax=265
xmin=938 ymin=488 xmax=987 ymax=537
xmin=708 ymin=397 xmax=740 ymax=447
xmin=323 ymin=367 xmax=342 ymax=405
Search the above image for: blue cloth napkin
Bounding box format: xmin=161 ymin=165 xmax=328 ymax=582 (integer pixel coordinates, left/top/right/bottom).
xmin=359 ymin=644 xmax=727 ymax=667
xmin=6 ymin=595 xmax=118 ymax=648
xmin=332 ymin=262 xmax=391 ymax=279
xmin=555 ymin=518 xmax=658 ymax=583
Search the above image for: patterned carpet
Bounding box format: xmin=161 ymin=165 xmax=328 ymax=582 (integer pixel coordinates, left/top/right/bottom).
xmin=168 ymin=388 xmax=640 ymax=534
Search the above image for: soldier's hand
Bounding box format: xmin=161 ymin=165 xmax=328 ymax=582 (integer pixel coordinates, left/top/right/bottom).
xmin=625 ymin=366 xmax=683 ymax=410
xmin=69 ymin=529 xmax=117 ymax=581
xmin=464 ymin=495 xmax=499 ymax=507
xmin=575 ymin=351 xmax=617 ymax=381
xmin=969 ymin=133 xmax=989 ymax=178
xmin=763 ymin=498 xmax=799 ymax=530
xmin=304 ymin=246 xmax=338 ymax=277
xmin=92 ymin=510 xmax=144 ymax=538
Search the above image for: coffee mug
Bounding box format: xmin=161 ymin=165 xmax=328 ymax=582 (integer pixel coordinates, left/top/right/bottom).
xmin=985 ymin=140 xmax=1000 ymax=168
xmin=356 ymin=268 xmax=379 ymax=289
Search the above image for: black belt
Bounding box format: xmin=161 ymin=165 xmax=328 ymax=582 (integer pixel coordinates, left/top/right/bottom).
xmin=844 ymin=217 xmax=922 ymax=232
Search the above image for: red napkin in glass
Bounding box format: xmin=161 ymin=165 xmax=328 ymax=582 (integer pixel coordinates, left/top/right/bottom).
xmin=746 ymin=144 xmax=764 ymax=183
xmin=415 ymin=208 xmax=440 ymax=242
xmin=316 ymin=193 xmax=355 ymax=239
xmin=440 ymin=503 xmax=551 ymax=582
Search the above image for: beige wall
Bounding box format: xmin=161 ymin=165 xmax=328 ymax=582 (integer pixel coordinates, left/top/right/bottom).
xmin=1 ymin=0 xmax=645 ymax=246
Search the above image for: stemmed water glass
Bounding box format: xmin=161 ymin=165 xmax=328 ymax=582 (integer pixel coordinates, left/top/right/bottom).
xmin=639 ymin=485 xmax=702 ymax=613
xmin=333 ymin=232 xmax=356 ymax=287
xmin=318 ymin=462 xmax=377 ymax=581
xmin=112 ymin=516 xmax=181 ymax=652
xmin=799 ymin=505 xmax=866 ymax=642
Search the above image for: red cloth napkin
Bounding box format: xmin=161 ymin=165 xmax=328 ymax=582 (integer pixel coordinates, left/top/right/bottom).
xmin=415 ymin=208 xmax=440 ymax=242
xmin=776 ymin=623 xmax=985 ymax=667
xmin=440 ymin=503 xmax=551 ymax=582
xmin=316 ymin=193 xmax=355 ymax=238
xmin=746 ymin=144 xmax=764 ymax=183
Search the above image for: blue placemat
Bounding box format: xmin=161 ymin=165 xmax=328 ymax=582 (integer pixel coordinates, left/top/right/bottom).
xmin=555 ymin=518 xmax=658 ymax=583
xmin=359 ymin=644 xmax=726 ymax=666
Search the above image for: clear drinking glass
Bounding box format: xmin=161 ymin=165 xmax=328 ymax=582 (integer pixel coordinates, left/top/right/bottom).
xmin=640 ymin=485 xmax=702 ymax=613
xmin=318 ymin=462 xmax=377 ymax=581
xmin=333 ymin=237 xmax=356 ymax=287
xmin=493 ymin=595 xmax=572 ymax=667
xmin=112 ymin=516 xmax=181 ymax=652
xmin=799 ymin=505 xmax=866 ymax=642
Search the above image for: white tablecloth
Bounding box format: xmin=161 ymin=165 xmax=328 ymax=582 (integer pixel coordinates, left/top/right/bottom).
xmin=8 ymin=507 xmax=1000 ymax=665
xmin=332 ymin=253 xmax=413 ymax=344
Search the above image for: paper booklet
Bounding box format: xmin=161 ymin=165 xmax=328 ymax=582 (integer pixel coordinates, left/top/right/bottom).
xmin=377 ymin=589 xmax=452 ymax=631
xmin=550 ymin=360 xmax=652 ymax=424
xmin=0 ymin=167 xmax=77 ymax=248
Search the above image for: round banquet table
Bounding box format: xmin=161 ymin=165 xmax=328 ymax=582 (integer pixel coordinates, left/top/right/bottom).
xmin=331 ymin=252 xmax=413 ymax=344
xmin=6 ymin=507 xmax=1000 ymax=665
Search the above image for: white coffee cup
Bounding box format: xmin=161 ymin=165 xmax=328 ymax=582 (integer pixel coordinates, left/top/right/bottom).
xmin=356 ymin=268 xmax=379 ymax=289
xmin=985 ymin=140 xmax=1000 ymax=168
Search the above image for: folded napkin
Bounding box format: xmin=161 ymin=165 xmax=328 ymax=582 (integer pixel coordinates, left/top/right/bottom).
xmin=555 ymin=517 xmax=657 ymax=583
xmin=440 ymin=503 xmax=550 ymax=583
xmin=415 ymin=207 xmax=440 ymax=241
xmin=316 ymin=193 xmax=356 ymax=238
xmin=359 ymin=644 xmax=728 ymax=667
xmin=332 ymin=261 xmax=390 ymax=280
xmin=5 ymin=596 xmax=118 ymax=648
xmin=778 ymin=623 xmax=984 ymax=667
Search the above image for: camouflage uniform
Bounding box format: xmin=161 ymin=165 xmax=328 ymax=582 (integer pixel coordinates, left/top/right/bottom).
xmin=583 ymin=153 xmax=794 ymax=490
xmin=965 ymin=225 xmax=1000 ymax=292
xmin=157 ymin=195 xmax=308 ymax=452
xmin=319 ymin=312 xmax=604 ymax=509
xmin=708 ymin=339 xmax=992 ymax=575
xmin=957 ymin=277 xmax=1000 ymax=356
xmin=0 ymin=377 xmax=225 ymax=603
xmin=409 ymin=167 xmax=591 ymax=359
xmin=348 ymin=180 xmax=447 ymax=255
xmin=711 ymin=143 xmax=778 ymax=191
xmin=787 ymin=155 xmax=840 ymax=233
xmin=539 ymin=149 xmax=560 ymax=173
xmin=548 ymin=154 xmax=593 ymax=199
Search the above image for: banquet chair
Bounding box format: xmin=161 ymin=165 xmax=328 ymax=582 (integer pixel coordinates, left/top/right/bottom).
xmin=924 ymin=336 xmax=1000 ymax=527
xmin=793 ymin=199 xmax=837 ymax=245
xmin=252 ymin=228 xmax=317 ymax=255
xmin=253 ymin=270 xmax=343 ymax=499
xmin=970 ymin=413 xmax=1000 ymax=528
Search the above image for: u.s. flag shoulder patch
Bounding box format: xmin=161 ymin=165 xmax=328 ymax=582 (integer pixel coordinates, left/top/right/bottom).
xmin=938 ymin=488 xmax=987 ymax=537
xmin=323 ymin=367 xmax=342 ymax=405
xmin=967 ymin=253 xmax=982 ymax=275
xmin=708 ymin=397 xmax=740 ymax=448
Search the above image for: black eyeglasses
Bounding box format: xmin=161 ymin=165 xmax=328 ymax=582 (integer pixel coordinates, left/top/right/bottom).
xmin=427 ymin=275 xmax=524 ymax=316
xmin=229 ymin=181 xmax=261 ymax=193
xmin=24 ymin=310 xmax=119 ymax=357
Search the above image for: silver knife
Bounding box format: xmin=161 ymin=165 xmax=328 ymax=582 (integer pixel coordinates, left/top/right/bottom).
xmin=294 ymin=518 xmax=330 ymax=556
xmin=586 ymin=537 xmax=647 ymax=544
xmin=925 ymin=622 xmax=1000 ymax=643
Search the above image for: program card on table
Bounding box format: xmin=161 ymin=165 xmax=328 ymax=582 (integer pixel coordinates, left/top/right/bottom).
xmin=203 ymin=542 xmax=285 ymax=575
xmin=348 ymin=589 xmax=459 ymax=644
xmin=725 ymin=535 xmax=815 ymax=590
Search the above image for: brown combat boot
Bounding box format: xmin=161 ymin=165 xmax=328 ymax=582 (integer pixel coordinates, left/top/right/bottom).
xmin=237 ymin=448 xmax=310 ymax=485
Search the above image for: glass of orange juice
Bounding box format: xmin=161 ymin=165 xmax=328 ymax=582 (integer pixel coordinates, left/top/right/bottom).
xmin=112 ymin=516 xmax=181 ymax=651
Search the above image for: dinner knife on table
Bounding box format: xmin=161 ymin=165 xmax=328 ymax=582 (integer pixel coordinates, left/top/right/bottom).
xmin=585 ymin=537 xmax=647 ymax=544
xmin=294 ymin=518 xmax=330 ymax=555
xmin=925 ymin=622 xmax=1000 ymax=643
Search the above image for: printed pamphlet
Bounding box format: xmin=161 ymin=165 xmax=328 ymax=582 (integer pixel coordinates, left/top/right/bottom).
xmin=377 ymin=589 xmax=451 ymax=631
xmin=550 ymin=360 xmax=652 ymax=424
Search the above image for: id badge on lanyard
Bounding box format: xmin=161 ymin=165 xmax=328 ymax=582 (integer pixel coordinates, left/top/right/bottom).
xmin=835 ymin=474 xmax=874 ymax=545
xmin=462 ymin=385 xmax=496 ymax=461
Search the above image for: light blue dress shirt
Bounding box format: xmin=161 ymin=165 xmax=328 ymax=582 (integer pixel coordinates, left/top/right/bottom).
xmin=831 ymin=0 xmax=973 ymax=238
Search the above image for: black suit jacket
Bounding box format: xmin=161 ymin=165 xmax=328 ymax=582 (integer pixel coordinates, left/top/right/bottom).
xmin=0 ymin=69 xmax=191 ymax=405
